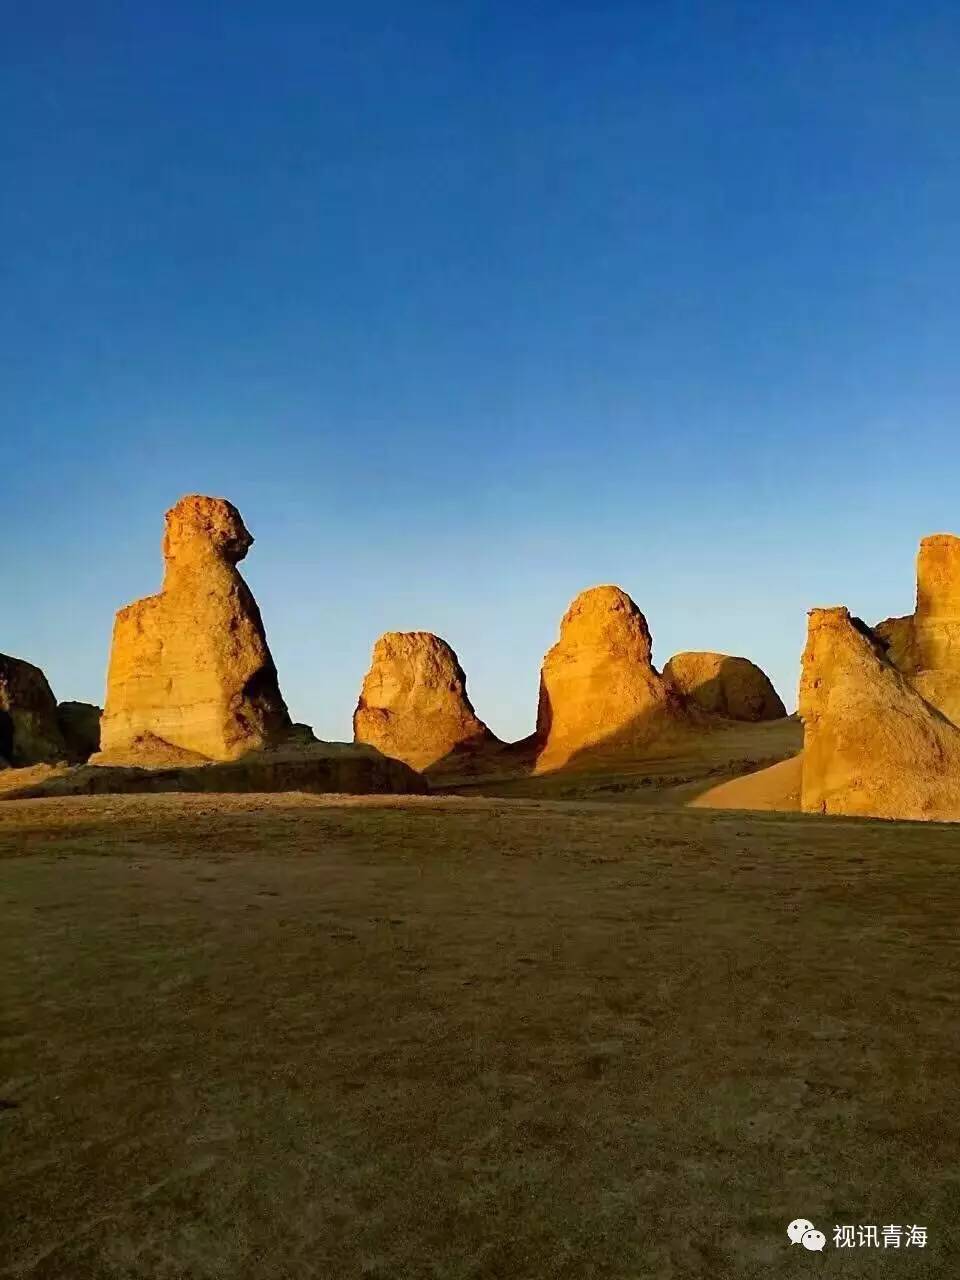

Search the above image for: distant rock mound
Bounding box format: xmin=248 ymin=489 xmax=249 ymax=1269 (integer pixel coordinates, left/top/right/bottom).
xmin=876 ymin=533 xmax=960 ymax=726
xmin=534 ymin=585 xmax=688 ymax=771
xmin=98 ymin=495 xmax=293 ymax=763
xmin=56 ymin=701 xmax=102 ymax=763
xmin=0 ymin=654 xmax=66 ymax=765
xmin=664 ymin=651 xmax=786 ymax=721
xmin=354 ymin=632 xmax=498 ymax=771
xmin=799 ymin=606 xmax=960 ymax=821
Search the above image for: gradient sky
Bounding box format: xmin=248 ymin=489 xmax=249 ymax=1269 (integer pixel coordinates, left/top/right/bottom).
xmin=3 ymin=1 xmax=959 ymax=741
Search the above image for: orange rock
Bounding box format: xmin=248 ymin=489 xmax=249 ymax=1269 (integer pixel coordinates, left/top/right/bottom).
xmin=354 ymin=631 xmax=497 ymax=771
xmin=664 ymin=651 xmax=786 ymax=721
xmin=876 ymin=533 xmax=960 ymax=726
xmin=799 ymin=606 xmax=960 ymax=821
xmin=98 ymin=495 xmax=292 ymax=763
xmin=534 ymin=585 xmax=687 ymax=771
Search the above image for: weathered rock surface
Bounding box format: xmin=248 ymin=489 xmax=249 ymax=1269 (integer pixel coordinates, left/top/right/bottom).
xmin=534 ymin=585 xmax=688 ymax=771
xmin=876 ymin=533 xmax=960 ymax=726
xmin=98 ymin=495 xmax=292 ymax=763
xmin=0 ymin=654 xmax=65 ymax=765
xmin=664 ymin=651 xmax=786 ymax=721
xmin=56 ymin=701 xmax=102 ymax=763
xmin=354 ymin=632 xmax=498 ymax=771
xmin=799 ymin=606 xmax=960 ymax=821
xmin=0 ymin=742 xmax=426 ymax=801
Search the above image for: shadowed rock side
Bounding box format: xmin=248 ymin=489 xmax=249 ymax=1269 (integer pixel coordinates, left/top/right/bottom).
xmin=534 ymin=585 xmax=689 ymax=773
xmin=98 ymin=495 xmax=292 ymax=763
xmin=0 ymin=654 xmax=65 ymax=766
xmin=799 ymin=606 xmax=960 ymax=821
xmin=664 ymin=651 xmax=786 ymax=721
xmin=354 ymin=632 xmax=499 ymax=772
xmin=876 ymin=533 xmax=960 ymax=726
xmin=56 ymin=701 xmax=102 ymax=763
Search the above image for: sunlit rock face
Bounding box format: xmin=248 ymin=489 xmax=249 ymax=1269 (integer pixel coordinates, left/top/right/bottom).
xmin=0 ymin=654 xmax=66 ymax=765
xmin=99 ymin=495 xmax=292 ymax=763
xmin=663 ymin=651 xmax=786 ymax=722
xmin=354 ymin=631 xmax=497 ymax=771
xmin=534 ymin=585 xmax=688 ymax=772
xmin=876 ymin=534 xmax=960 ymax=726
xmin=799 ymin=606 xmax=960 ymax=821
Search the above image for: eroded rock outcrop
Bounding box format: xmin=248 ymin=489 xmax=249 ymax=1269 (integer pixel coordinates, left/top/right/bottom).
xmin=876 ymin=533 xmax=960 ymax=726
xmin=99 ymin=495 xmax=292 ymax=763
xmin=56 ymin=701 xmax=102 ymax=763
xmin=664 ymin=651 xmax=786 ymax=721
xmin=534 ymin=585 xmax=688 ymax=771
xmin=354 ymin=632 xmax=497 ymax=771
xmin=799 ymin=606 xmax=960 ymax=821
xmin=0 ymin=655 xmax=66 ymax=765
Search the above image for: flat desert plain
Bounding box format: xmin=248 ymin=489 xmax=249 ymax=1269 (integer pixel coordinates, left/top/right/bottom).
xmin=2 ymin=789 xmax=958 ymax=1279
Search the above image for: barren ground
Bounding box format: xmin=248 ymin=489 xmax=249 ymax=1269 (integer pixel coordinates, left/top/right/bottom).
xmin=2 ymin=789 xmax=958 ymax=1278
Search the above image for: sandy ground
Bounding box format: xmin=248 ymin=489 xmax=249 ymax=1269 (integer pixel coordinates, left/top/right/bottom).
xmin=2 ymin=789 xmax=958 ymax=1278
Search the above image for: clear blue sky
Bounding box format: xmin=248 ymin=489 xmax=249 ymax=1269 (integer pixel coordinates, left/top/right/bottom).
xmin=3 ymin=1 xmax=958 ymax=740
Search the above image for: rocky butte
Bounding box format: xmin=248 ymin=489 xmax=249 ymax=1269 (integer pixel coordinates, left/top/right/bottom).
xmin=56 ymin=701 xmax=102 ymax=763
xmin=354 ymin=631 xmax=499 ymax=772
xmin=534 ymin=585 xmax=688 ymax=772
xmin=799 ymin=606 xmax=960 ymax=821
xmin=99 ymin=494 xmax=293 ymax=763
xmin=663 ymin=651 xmax=785 ymax=722
xmin=0 ymin=654 xmax=66 ymax=766
xmin=875 ymin=533 xmax=960 ymax=726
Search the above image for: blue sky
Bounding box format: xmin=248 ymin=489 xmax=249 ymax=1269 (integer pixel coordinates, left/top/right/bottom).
xmin=2 ymin=1 xmax=959 ymax=740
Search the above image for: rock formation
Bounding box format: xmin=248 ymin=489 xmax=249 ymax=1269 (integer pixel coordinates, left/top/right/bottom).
xmin=534 ymin=585 xmax=688 ymax=771
xmin=664 ymin=651 xmax=786 ymax=721
xmin=354 ymin=632 xmax=497 ymax=771
xmin=98 ymin=495 xmax=292 ymax=763
xmin=799 ymin=607 xmax=960 ymax=821
xmin=56 ymin=702 xmax=102 ymax=763
xmin=0 ymin=654 xmax=66 ymax=765
xmin=875 ymin=533 xmax=960 ymax=726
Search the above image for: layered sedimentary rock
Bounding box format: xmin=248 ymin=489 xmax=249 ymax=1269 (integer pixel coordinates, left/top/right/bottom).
xmin=354 ymin=632 xmax=497 ymax=771
xmin=876 ymin=533 xmax=960 ymax=726
xmin=664 ymin=651 xmax=786 ymax=721
xmin=56 ymin=702 xmax=102 ymax=763
xmin=0 ymin=654 xmax=66 ymax=765
xmin=799 ymin=607 xmax=960 ymax=821
xmin=99 ymin=495 xmax=292 ymax=763
xmin=534 ymin=585 xmax=687 ymax=771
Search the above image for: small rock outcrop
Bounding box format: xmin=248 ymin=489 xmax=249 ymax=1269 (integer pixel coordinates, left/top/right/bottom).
xmin=354 ymin=632 xmax=497 ymax=771
xmin=664 ymin=651 xmax=786 ymax=721
xmin=534 ymin=585 xmax=687 ymax=771
xmin=876 ymin=533 xmax=960 ymax=726
xmin=0 ymin=655 xmax=66 ymax=765
xmin=799 ymin=606 xmax=960 ymax=821
xmin=56 ymin=702 xmax=102 ymax=763
xmin=99 ymin=495 xmax=292 ymax=763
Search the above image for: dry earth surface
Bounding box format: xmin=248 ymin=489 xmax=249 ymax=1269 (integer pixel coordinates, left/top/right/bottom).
xmin=2 ymin=785 xmax=958 ymax=1279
